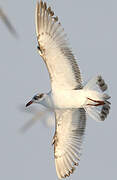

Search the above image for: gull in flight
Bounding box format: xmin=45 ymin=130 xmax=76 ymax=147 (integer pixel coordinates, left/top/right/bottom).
xmin=26 ymin=1 xmax=111 ymax=179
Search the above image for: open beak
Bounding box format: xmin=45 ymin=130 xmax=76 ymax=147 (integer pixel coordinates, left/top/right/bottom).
xmin=26 ymin=100 xmax=33 ymax=107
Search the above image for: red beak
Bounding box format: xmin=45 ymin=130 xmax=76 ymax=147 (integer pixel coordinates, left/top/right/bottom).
xmin=25 ymin=100 xmax=33 ymax=107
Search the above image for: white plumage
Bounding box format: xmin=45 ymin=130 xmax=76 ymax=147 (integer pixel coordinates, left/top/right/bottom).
xmin=35 ymin=1 xmax=82 ymax=91
xmin=54 ymin=108 xmax=86 ymax=179
xmin=26 ymin=1 xmax=111 ymax=179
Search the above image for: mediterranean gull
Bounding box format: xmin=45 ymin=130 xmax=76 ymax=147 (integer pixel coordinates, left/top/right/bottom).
xmin=26 ymin=1 xmax=111 ymax=179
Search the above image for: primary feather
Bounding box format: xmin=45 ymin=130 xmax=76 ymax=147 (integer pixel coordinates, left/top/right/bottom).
xmin=53 ymin=108 xmax=86 ymax=179
xmin=35 ymin=1 xmax=82 ymax=91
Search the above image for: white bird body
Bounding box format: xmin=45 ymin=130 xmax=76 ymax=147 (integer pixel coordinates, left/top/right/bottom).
xmin=26 ymin=1 xmax=111 ymax=179
xmin=51 ymin=89 xmax=104 ymax=109
xmin=36 ymin=88 xmax=105 ymax=110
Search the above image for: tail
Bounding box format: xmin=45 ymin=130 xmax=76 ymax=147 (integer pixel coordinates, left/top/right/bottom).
xmin=84 ymin=75 xmax=111 ymax=121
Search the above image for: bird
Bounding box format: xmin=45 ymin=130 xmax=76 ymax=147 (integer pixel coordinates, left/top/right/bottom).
xmin=26 ymin=1 xmax=111 ymax=179
xmin=0 ymin=7 xmax=17 ymax=37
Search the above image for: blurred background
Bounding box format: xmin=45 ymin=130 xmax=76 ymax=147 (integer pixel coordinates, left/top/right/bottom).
xmin=0 ymin=0 xmax=116 ymax=179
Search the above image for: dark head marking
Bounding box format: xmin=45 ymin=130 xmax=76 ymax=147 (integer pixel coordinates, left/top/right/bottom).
xmin=38 ymin=93 xmax=44 ymax=98
xmin=33 ymin=93 xmax=44 ymax=100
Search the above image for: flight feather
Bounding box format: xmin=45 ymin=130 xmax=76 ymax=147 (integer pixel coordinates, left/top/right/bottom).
xmin=35 ymin=1 xmax=82 ymax=90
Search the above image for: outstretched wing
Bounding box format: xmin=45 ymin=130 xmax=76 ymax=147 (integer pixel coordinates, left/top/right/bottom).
xmin=53 ymin=108 xmax=86 ymax=179
xmin=35 ymin=1 xmax=82 ymax=91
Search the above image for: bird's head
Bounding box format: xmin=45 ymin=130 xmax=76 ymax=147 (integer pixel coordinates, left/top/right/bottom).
xmin=26 ymin=93 xmax=45 ymax=107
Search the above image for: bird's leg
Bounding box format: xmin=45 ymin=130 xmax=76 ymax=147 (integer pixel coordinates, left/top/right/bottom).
xmin=87 ymin=97 xmax=105 ymax=106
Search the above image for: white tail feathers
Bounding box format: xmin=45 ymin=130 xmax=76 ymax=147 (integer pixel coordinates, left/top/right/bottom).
xmin=84 ymin=75 xmax=108 ymax=92
xmin=84 ymin=75 xmax=111 ymax=121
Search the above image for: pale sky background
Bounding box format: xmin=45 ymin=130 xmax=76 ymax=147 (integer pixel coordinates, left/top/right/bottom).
xmin=0 ymin=0 xmax=116 ymax=179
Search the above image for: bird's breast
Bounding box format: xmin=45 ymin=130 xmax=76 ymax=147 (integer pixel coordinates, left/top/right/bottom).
xmin=51 ymin=89 xmax=87 ymax=109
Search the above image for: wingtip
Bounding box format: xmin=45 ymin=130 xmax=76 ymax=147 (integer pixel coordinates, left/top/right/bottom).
xmin=35 ymin=1 xmax=39 ymax=35
xmin=36 ymin=1 xmax=39 ymax=11
xmin=40 ymin=0 xmax=43 ymax=8
xmin=43 ymin=2 xmax=47 ymax=10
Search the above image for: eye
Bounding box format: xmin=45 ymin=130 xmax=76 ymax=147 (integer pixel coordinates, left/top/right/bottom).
xmin=33 ymin=95 xmax=39 ymax=100
xmin=33 ymin=94 xmax=43 ymax=100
